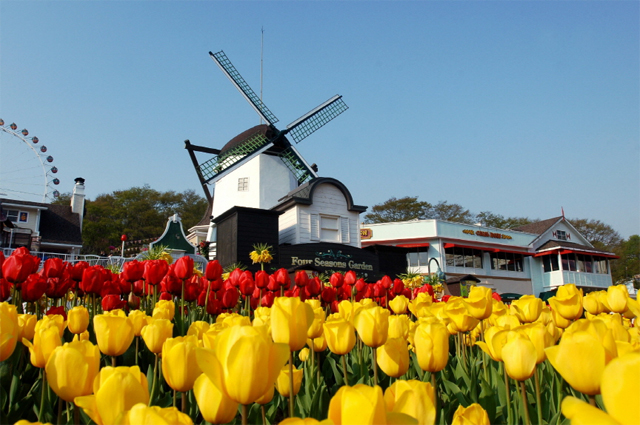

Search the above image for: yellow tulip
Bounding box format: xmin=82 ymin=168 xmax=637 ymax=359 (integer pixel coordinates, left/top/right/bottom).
xmin=74 ymin=366 xmax=149 ymax=425
xmin=606 ymin=284 xmax=628 ymax=313
xmin=413 ymin=321 xmax=449 ymax=372
xmin=67 ymin=306 xmax=90 ymax=334
xmin=153 ymin=299 xmax=175 ymax=320
xmin=384 ymin=380 xmax=435 ymax=425
xmin=408 ymin=293 xmax=433 ymax=318
xmin=275 ymin=364 xmax=304 ymax=397
xmin=545 ymin=330 xmax=608 ymax=395
xmin=519 ymin=322 xmax=555 ymax=364
xmin=535 ymin=305 xmax=553 ymax=325
xmin=324 ymin=316 xmax=357 ymax=356
xmin=488 ymin=299 xmax=508 ymax=326
xmin=388 ymin=314 xmax=412 ymax=340
xmin=217 ymin=312 xmax=251 ymax=327
xmin=475 ymin=326 xmax=510 ymax=362
xmin=327 ymin=384 xmax=387 ymax=425
xmin=389 ymin=295 xmax=409 ymax=315
xmin=93 ymin=314 xmax=134 ymax=357
xmin=338 ymin=300 xmax=363 ymax=323
xmin=37 ymin=314 xmax=66 ymax=337
xmin=128 ymin=309 xmax=148 ymax=336
xmin=23 ymin=324 xmax=61 ymax=368
xmin=354 ymin=306 xmax=390 ymax=348
xmin=0 ymin=302 xmax=19 ymax=362
xmin=501 ymin=331 xmax=537 ymax=381
xmin=548 ymin=284 xmax=584 ymax=321
xmin=202 ymin=322 xmax=230 ymax=349
xmin=600 ymin=352 xmax=640 ymax=424
xmin=510 ymin=295 xmax=543 ymax=323
xmin=307 ymin=305 xmax=326 ymax=339
xmin=583 ymin=291 xmax=607 ymax=315
xmin=550 ymin=306 xmax=573 ymax=329
xmin=564 ymin=318 xmax=618 ymax=361
xmin=299 ymin=347 xmax=310 ymax=362
xmin=118 ymin=403 xmax=194 ymax=425
xmin=196 ymin=324 xmax=289 ymax=405
xmin=377 ymin=337 xmax=410 ymax=378
xmin=561 ymin=396 xmax=620 ymax=425
xmin=466 ymin=286 xmax=493 ymax=320
xmin=272 ymin=296 xmax=315 ymax=351
xmin=17 ymin=313 xmax=37 ymax=342
xmin=14 ymin=421 xmax=53 ymax=425
xmin=187 ymin=321 xmax=210 ymax=340
xmin=444 ymin=299 xmax=479 ymax=333
xmin=141 ymin=318 xmax=174 ymax=354
xmin=193 ymin=370 xmax=238 ymax=424
xmin=308 ymin=334 xmax=328 ymax=353
xmin=162 ymin=335 xmax=201 ymax=392
xmin=451 ymin=403 xmax=490 ymax=425
xmin=279 ymin=419 xmax=330 ymax=425
xmin=45 ymin=340 xmax=100 ymax=402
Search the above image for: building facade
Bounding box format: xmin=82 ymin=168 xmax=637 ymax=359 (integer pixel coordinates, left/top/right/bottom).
xmin=360 ymin=216 xmax=617 ymax=296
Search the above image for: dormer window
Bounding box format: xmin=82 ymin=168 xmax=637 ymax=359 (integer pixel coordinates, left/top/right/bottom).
xmin=238 ymin=177 xmax=249 ymax=192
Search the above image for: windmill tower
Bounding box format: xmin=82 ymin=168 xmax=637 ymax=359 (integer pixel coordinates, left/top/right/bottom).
xmin=185 ymin=50 xmax=348 ymax=258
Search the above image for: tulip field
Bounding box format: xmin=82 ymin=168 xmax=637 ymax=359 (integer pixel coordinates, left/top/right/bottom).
xmin=1 ymin=247 xmax=639 ymax=425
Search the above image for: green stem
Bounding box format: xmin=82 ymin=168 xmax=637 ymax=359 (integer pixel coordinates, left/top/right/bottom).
xmin=503 ymin=363 xmax=511 ymax=424
xmin=261 ymin=404 xmax=267 ymax=425
xmin=534 ymin=365 xmax=543 ymax=424
xmin=242 ymin=404 xmax=248 ymax=425
xmin=372 ymin=348 xmax=378 ymax=387
xmin=341 ymin=354 xmax=349 ymax=386
xmin=431 ymin=372 xmax=439 ymax=425
xmin=135 ymin=336 xmax=139 ymax=366
xmin=182 ymin=391 xmax=186 ymax=413
xmin=173 ymin=389 xmax=176 ymax=408
xmin=520 ymin=380 xmax=531 ymax=425
xmin=38 ymin=369 xmax=47 ymax=422
xmin=589 ymin=395 xmax=597 ymax=407
xmin=74 ymin=403 xmax=80 ymax=425
xmin=111 ymin=356 xmax=116 ymax=367
xmin=150 ymin=354 xmax=159 ymax=403
xmin=181 ymin=279 xmax=185 ymax=328
xmin=289 ymin=352 xmax=295 ymax=418
xmin=57 ymin=396 xmax=63 ymax=425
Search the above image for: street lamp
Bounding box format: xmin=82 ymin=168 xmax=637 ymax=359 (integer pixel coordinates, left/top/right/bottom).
xmin=427 ymin=257 xmax=446 ymax=282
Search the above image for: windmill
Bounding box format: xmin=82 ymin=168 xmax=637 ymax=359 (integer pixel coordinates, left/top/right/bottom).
xmin=185 ymin=50 xmax=348 ymax=217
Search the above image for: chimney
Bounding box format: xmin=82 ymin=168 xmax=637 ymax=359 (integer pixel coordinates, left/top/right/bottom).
xmin=71 ymin=177 xmax=86 ymax=230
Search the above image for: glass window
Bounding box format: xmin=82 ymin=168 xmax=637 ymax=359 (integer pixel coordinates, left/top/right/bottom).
xmin=444 ymin=247 xmax=482 ymax=269
xmin=561 ymin=254 xmax=577 ymax=271
xmin=543 ymin=255 xmax=559 ymax=272
xmin=556 ymin=230 xmax=567 ymax=241
xmin=408 ymin=252 xmax=419 ymax=267
xmin=6 ymin=210 xmax=18 ymax=222
xmin=419 ymin=251 xmax=429 ymax=267
xmin=490 ymin=252 xmax=524 ymax=272
xmin=583 ymin=256 xmax=593 ymax=273
xmin=593 ymin=257 xmax=608 ymax=274
xmin=237 ymin=177 xmax=249 ymax=191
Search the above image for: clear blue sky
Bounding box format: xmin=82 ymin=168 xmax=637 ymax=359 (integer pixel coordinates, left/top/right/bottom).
xmin=1 ymin=1 xmax=638 ymax=238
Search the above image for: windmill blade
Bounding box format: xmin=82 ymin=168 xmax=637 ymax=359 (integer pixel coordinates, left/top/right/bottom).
xmin=278 ymin=145 xmax=318 ymax=185
xmin=209 ymin=51 xmax=279 ymax=125
xmin=286 ymin=95 xmax=348 ymax=144
xmin=196 ymin=131 xmax=273 ymax=184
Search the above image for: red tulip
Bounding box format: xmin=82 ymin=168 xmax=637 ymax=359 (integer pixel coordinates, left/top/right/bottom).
xmin=294 ymin=270 xmax=309 ymax=287
xmin=392 ymin=278 xmax=405 ymax=294
xmin=173 ymin=256 xmax=194 ymax=280
xmin=159 ymin=292 xmax=172 ymax=301
xmin=255 ymin=270 xmax=269 ymax=289
xmin=239 ymin=271 xmax=255 ymax=296
xmin=207 ymin=297 xmax=222 ymax=315
xmin=80 ymin=265 xmax=107 ymax=296
xmin=184 ymin=276 xmax=203 ymax=302
xmin=102 ymin=294 xmax=127 ymax=311
xmin=45 ymin=274 xmax=73 ymax=299
xmin=227 ymin=268 xmax=242 ymax=288
xmin=355 ymin=278 xmax=367 ymax=293
xmin=144 ymin=259 xmax=169 ymax=286
xmin=21 ymin=273 xmax=46 ymax=302
xmin=204 ymin=260 xmax=222 ymax=281
xmin=46 ymin=306 xmax=67 ymax=320
xmin=344 ymin=270 xmax=357 ymax=286
xmin=42 ymin=258 xmax=65 ymax=279
xmin=305 ymin=277 xmax=322 ymax=297
xmin=373 ymin=282 xmax=385 ymax=298
xmin=380 ymin=275 xmax=393 ymax=289
xmin=100 ymin=275 xmax=122 ymax=298
xmin=2 ymin=247 xmax=39 ymax=284
xmin=321 ymin=286 xmax=337 ymax=304
xmin=221 ymin=287 xmax=239 ymax=309
xmin=274 ymin=268 xmax=290 ymax=290
xmin=492 ymin=292 xmax=502 ymax=302
xmin=330 ymin=272 xmax=344 ymax=288
xmin=121 ymin=260 xmax=144 ymax=283
xmin=261 ymin=290 xmax=275 ymax=308
xmin=68 ymin=261 xmax=89 ymax=282
xmin=339 ymin=284 xmax=353 ymax=300
xmin=162 ymin=270 xmax=182 ymax=297
xmin=0 ymin=251 xmax=4 ymax=278
xmin=0 ymin=278 xmax=11 ymax=301
xmin=267 ymin=275 xmax=280 ymax=291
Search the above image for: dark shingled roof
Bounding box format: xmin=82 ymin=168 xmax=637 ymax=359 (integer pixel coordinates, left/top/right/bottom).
xmin=535 ymin=240 xmax=616 ymax=256
xmin=511 ymin=217 xmax=562 ymax=234
xmin=39 ymin=204 xmax=82 ymax=245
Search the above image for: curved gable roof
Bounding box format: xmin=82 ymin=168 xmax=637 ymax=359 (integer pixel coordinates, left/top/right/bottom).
xmin=273 ymin=177 xmax=367 ymax=213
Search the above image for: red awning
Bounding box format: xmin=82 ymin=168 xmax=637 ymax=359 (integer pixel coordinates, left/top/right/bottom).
xmin=444 ymin=243 xmax=532 ymax=256
xmin=535 ymin=248 xmax=619 ymax=259
xmin=396 ymin=243 xmax=430 ymax=248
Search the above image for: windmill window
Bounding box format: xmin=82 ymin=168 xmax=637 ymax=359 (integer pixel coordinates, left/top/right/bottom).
xmin=237 ymin=177 xmax=249 ymax=192
xmin=320 ymin=215 xmax=340 ymax=242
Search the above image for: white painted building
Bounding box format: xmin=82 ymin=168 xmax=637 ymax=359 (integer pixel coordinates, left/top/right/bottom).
xmin=360 ymin=216 xmax=617 ymax=296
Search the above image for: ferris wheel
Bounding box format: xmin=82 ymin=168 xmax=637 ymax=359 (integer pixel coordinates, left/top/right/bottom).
xmin=0 ymin=118 xmax=60 ymax=202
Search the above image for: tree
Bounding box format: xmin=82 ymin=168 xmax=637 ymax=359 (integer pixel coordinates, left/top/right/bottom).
xmin=429 ymin=201 xmax=475 ymax=224
xmin=78 ymin=186 xmax=208 ymax=255
xmin=475 ymin=211 xmax=534 ymax=229
xmin=612 ymin=235 xmax=640 ymax=284
xmin=569 ymin=218 xmax=623 ymax=250
xmin=363 ymin=196 xmax=432 ymax=224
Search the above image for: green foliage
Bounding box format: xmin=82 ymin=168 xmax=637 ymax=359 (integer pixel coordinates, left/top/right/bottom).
xmin=364 ymin=196 xmax=432 ymax=223
xmin=80 ymin=186 xmax=208 ymax=255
